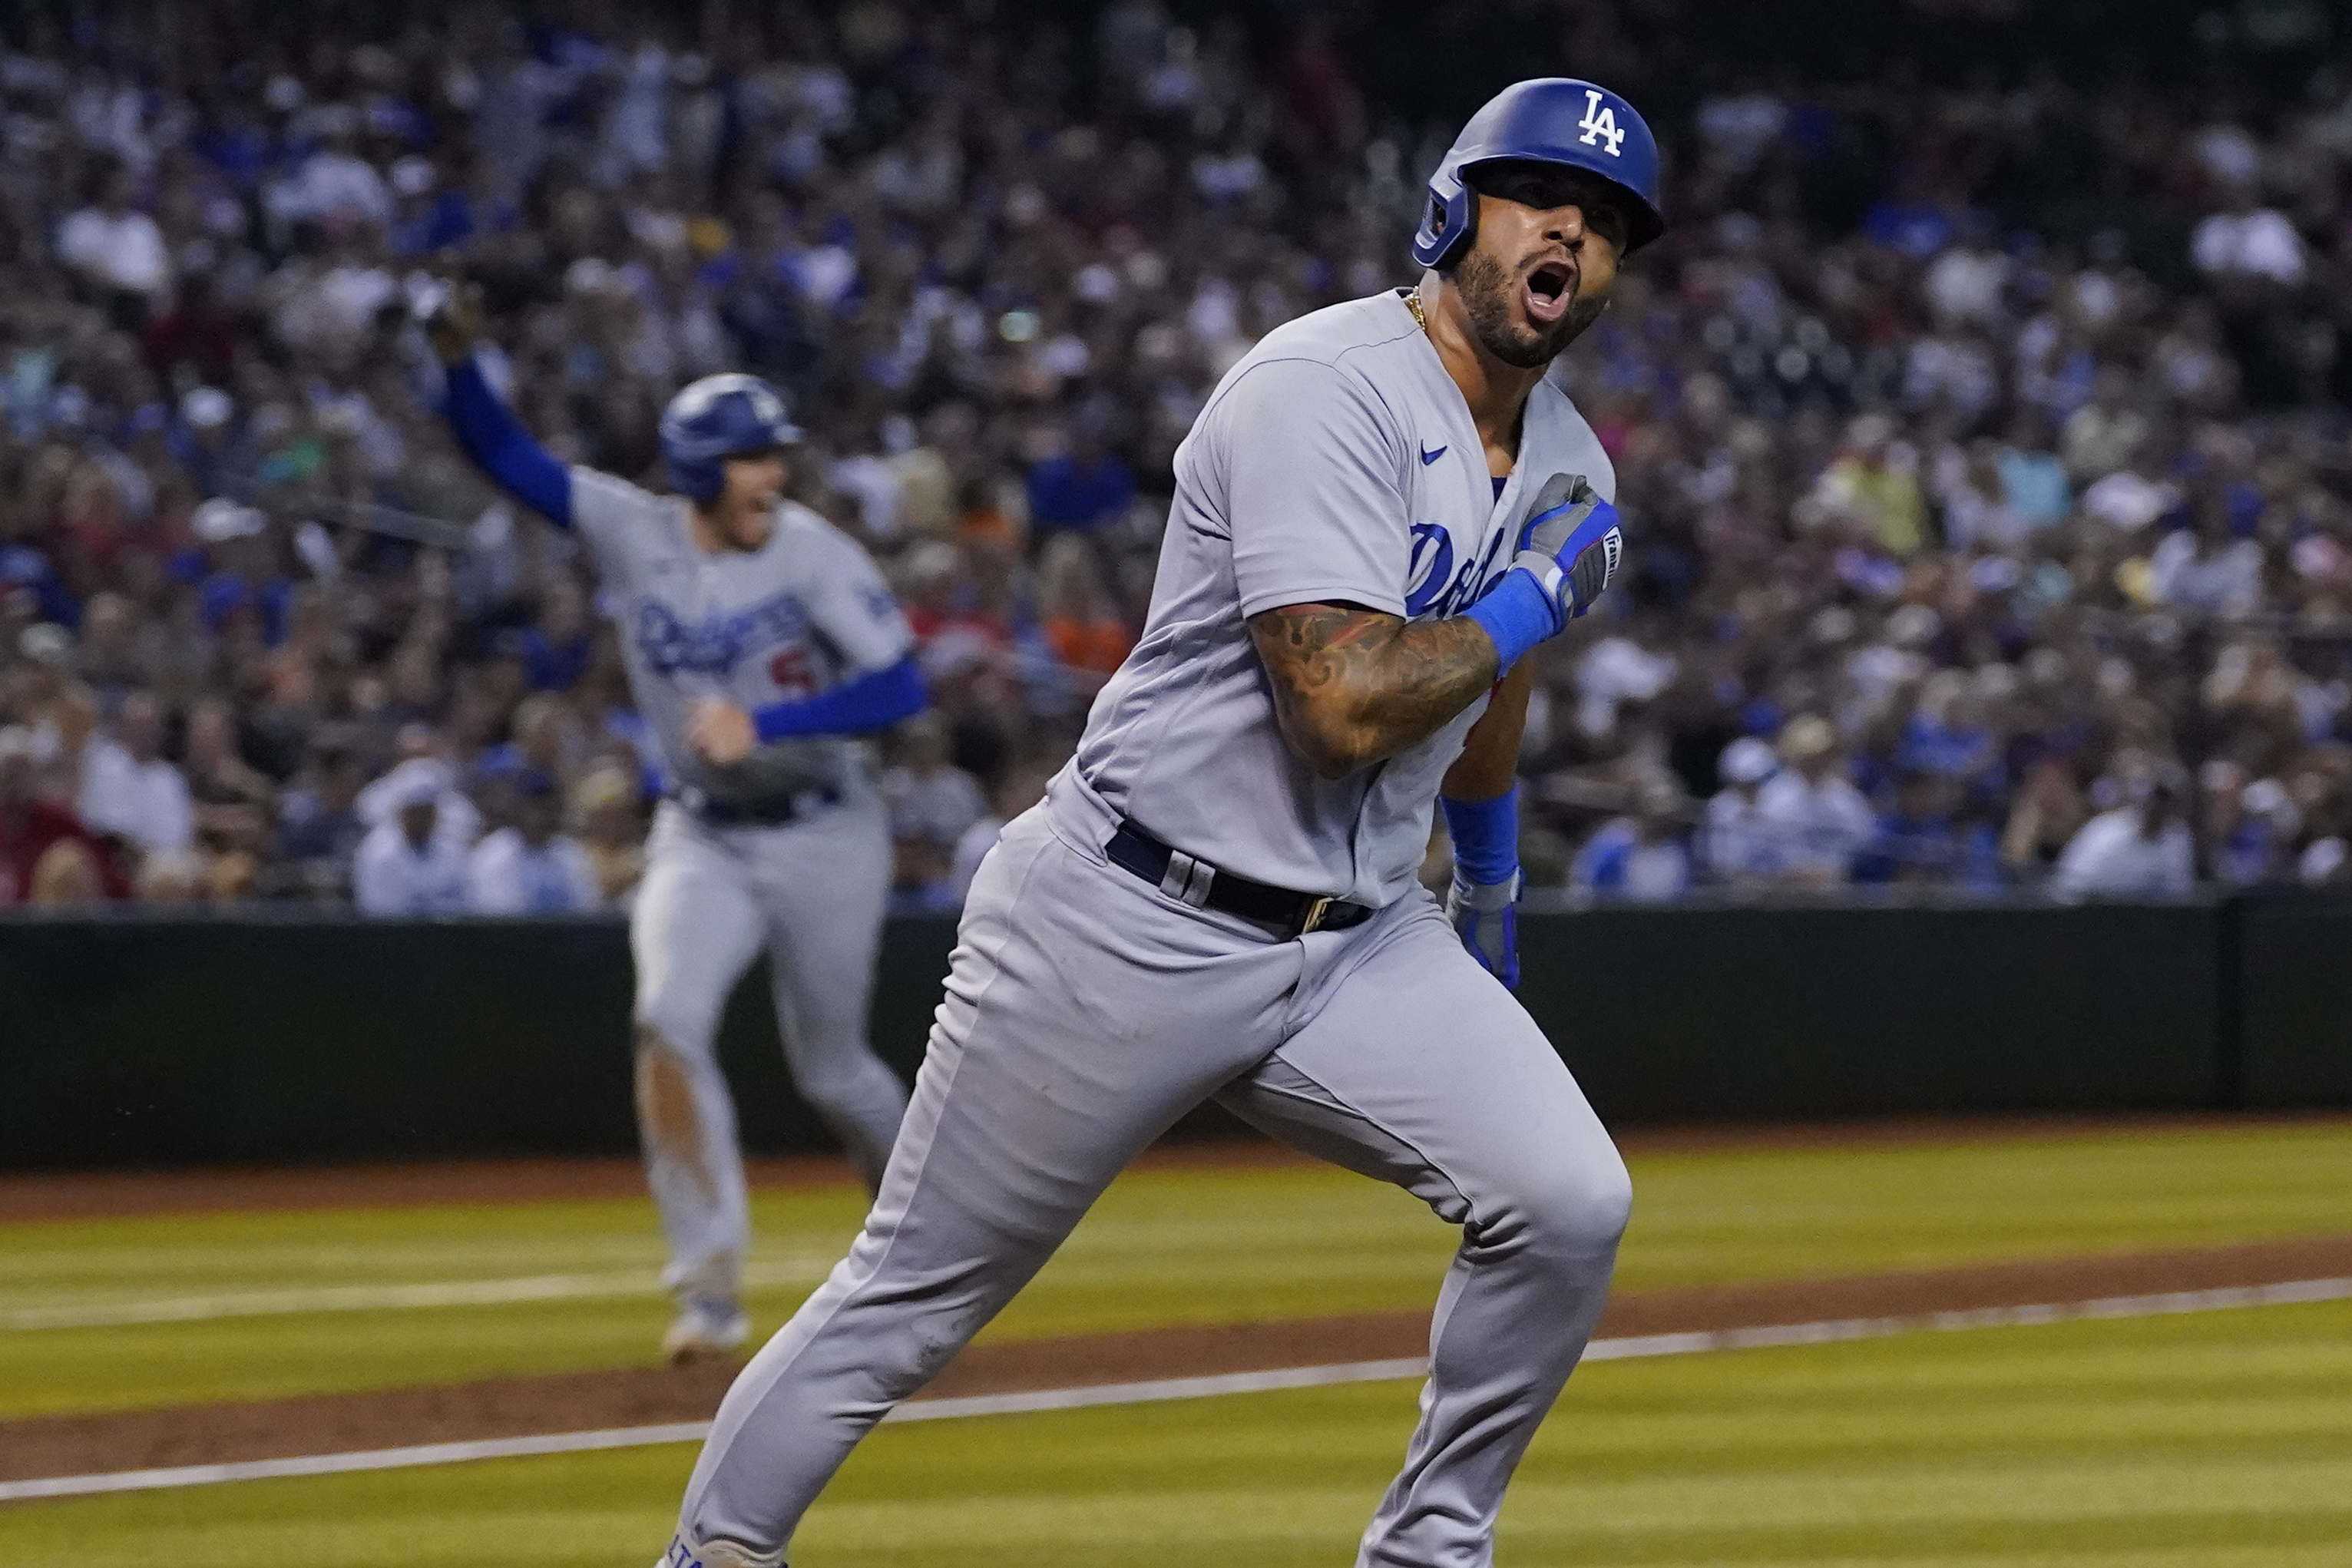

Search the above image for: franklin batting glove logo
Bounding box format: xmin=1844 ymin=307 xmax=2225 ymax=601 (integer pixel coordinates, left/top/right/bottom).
xmin=1567 ymin=525 xmax=1623 ymax=617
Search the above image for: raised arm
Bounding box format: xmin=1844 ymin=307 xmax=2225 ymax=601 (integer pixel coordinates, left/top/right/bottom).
xmin=426 ymin=286 xmax=573 ymax=527
xmin=442 ymin=356 xmax=574 ymax=528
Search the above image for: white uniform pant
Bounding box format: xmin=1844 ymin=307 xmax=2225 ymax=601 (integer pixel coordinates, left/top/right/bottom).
xmin=632 ymin=796 xmax=908 ymax=1302
xmin=672 ymin=790 xmax=1631 ymax=1566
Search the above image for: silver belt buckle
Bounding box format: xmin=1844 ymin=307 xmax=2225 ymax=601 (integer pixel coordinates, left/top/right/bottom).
xmin=1298 ymin=895 xmax=1335 ymax=934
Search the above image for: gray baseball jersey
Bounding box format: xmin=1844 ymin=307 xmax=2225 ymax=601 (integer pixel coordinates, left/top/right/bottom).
xmin=563 ymin=471 xmax=915 ymax=1307
xmin=665 ymin=288 xmax=1635 ymax=1568
xmin=1070 ymin=287 xmax=1616 ymax=907
xmin=568 ymin=475 xmax=914 ymax=804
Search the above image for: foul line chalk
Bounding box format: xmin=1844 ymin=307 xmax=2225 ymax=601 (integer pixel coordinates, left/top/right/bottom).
xmin=0 ymin=1423 xmax=715 ymax=1503
xmin=2 ymin=1259 xmax=832 ymax=1332
xmin=5 ymin=1275 xmax=2347 ymax=1504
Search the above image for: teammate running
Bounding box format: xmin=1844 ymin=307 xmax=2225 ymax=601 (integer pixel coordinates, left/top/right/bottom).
xmin=428 ymin=303 xmax=925 ymax=1365
xmin=659 ymin=75 xmax=1662 ymax=1567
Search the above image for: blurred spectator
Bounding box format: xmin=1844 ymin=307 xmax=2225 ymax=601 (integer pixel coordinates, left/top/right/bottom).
xmin=358 ymin=748 xmax=483 ymax=850
xmin=881 ymin=713 xmax=987 ymax=861
xmin=2053 ymin=769 xmax=2196 ymax=897
xmin=2000 ymin=759 xmax=2090 ymax=881
xmin=2192 ymin=184 xmax=2308 ymax=288
xmin=949 ymin=759 xmax=1059 ymax=903
xmin=465 ymin=769 xmax=600 ymax=913
xmin=1805 ymin=416 xmax=1925 ymax=557
xmin=1573 ymin=627 xmax=1677 ymax=741
xmin=2203 ymin=762 xmax=2294 ymax=888
xmin=1754 ymin=716 xmax=1876 ymax=887
xmin=187 ymin=501 xmax=293 ymax=647
xmin=56 ymin=163 xmax=168 ymax=326
xmin=76 ymin=691 xmax=194 ymax=858
xmin=0 ymin=726 xmax=124 ymax=905
xmin=1702 ymin=737 xmax=1781 ymax=885
xmin=184 ymin=698 xmax=277 ymax=856
xmin=572 ymin=765 xmax=649 ymax=910
xmin=1026 ymin=421 xmax=1136 ymax=535
xmin=1996 ymin=416 xmax=2070 ymax=529
xmin=1570 ymin=778 xmax=1694 ymax=901
xmin=352 ymin=770 xmax=468 ymax=915
xmin=1037 ymin=537 xmax=1135 ymax=689
xmin=888 ymin=834 xmax=961 ymax=915
xmin=26 ymin=837 xmax=111 ymax=905
xmin=1933 ymin=441 xmax=2032 ymax=555
xmin=2081 ymin=445 xmax=2179 ymax=534
xmin=2148 ymin=500 xmax=2262 ymax=617
xmin=1853 ymin=771 xmax=1960 ymax=885
xmin=507 ymin=577 xmax=594 ymax=693
xmin=2059 ymin=368 xmax=2149 ymax=485
xmin=277 ymin=733 xmax=370 ymax=898
xmin=2 ymin=2 xmax=2350 ymax=912
xmin=143 ymin=276 xmax=243 ymax=388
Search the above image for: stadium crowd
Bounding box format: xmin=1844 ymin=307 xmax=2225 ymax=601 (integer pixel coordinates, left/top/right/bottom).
xmin=2 ymin=0 xmax=2351 ymax=911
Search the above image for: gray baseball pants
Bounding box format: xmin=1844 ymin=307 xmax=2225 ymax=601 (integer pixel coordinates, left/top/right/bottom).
xmin=671 ymin=785 xmax=1630 ymax=1566
xmin=633 ymin=794 xmax=909 ymax=1302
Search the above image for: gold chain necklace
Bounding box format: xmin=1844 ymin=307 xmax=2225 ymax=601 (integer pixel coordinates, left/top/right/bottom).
xmin=1404 ymin=287 xmax=1429 ymax=334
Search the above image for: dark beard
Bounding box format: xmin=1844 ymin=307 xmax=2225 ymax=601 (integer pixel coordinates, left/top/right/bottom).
xmin=1454 ymin=249 xmax=1609 ymax=369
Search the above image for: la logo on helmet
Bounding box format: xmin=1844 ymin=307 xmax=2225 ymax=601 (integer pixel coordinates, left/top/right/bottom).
xmin=1578 ymin=89 xmax=1625 ymax=156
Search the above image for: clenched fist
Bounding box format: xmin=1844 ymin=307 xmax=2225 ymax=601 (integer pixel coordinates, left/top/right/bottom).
xmin=422 ymin=279 xmax=485 ymax=366
xmin=687 ymin=698 xmax=757 ymax=766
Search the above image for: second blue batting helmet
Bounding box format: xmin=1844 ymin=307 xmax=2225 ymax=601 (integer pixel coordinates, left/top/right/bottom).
xmin=659 ymin=373 xmax=802 ymax=504
xmin=1410 ymin=78 xmax=1666 ymax=271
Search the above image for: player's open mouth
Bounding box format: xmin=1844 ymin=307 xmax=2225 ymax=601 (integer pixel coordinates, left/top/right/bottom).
xmin=1523 ymin=260 xmax=1575 ymax=325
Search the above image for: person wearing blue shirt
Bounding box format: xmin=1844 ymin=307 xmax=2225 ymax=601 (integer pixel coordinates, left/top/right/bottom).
xmin=1025 ymin=422 xmax=1135 ymax=533
xmin=1854 ymin=771 xmax=1961 ymax=885
xmin=1570 ymin=778 xmax=1694 ymax=900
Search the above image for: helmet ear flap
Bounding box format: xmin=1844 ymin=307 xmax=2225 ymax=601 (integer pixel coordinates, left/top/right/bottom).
xmin=666 ymin=455 xmax=723 ymax=504
xmin=1410 ymin=183 xmax=1477 ymax=271
xmin=1436 ymin=190 xmax=1475 ymax=272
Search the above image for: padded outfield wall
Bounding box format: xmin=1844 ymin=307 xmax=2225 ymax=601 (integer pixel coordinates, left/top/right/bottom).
xmin=0 ymin=895 xmax=2344 ymax=1169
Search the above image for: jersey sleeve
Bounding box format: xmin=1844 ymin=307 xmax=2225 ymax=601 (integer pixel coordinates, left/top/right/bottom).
xmin=566 ymin=468 xmax=662 ymax=589
xmin=802 ymin=525 xmax=915 ymax=676
xmin=1219 ymin=357 xmax=1411 ymax=620
xmin=1540 ymin=369 xmax=1619 ymax=506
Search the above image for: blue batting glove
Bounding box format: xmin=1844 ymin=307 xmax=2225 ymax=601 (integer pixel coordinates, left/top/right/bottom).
xmin=1510 ymin=473 xmax=1624 ymax=632
xmin=1445 ymin=870 xmax=1522 ymax=989
xmin=1464 ymin=475 xmax=1626 ymax=670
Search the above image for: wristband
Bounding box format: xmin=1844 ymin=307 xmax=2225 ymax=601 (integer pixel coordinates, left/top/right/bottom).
xmin=1463 ymin=568 xmax=1561 ymax=674
xmin=1441 ymin=786 xmax=1520 ymax=888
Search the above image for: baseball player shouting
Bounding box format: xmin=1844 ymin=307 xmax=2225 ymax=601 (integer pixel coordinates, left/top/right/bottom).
xmin=428 ymin=305 xmax=925 ymax=1365
xmin=661 ymin=76 xmax=1661 ymax=1568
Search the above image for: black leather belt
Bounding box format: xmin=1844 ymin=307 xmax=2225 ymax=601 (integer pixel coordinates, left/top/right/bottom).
xmin=669 ymin=786 xmax=840 ymax=827
xmin=1105 ymin=819 xmax=1374 ymax=938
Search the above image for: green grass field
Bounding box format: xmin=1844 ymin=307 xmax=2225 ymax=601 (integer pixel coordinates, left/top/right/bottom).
xmin=8 ymin=1120 xmax=2351 ymax=1418
xmin=7 ymin=1298 xmax=2350 ymax=1566
xmin=4 ymin=1119 xmax=2350 ymax=1565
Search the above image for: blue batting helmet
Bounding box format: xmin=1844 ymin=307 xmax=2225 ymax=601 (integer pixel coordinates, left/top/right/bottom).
xmin=659 ymin=373 xmax=802 ymax=504
xmin=1410 ymin=78 xmax=1666 ymax=271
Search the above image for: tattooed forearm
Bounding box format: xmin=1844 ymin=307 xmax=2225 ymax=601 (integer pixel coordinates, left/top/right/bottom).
xmin=1248 ymin=604 xmax=1502 ymax=779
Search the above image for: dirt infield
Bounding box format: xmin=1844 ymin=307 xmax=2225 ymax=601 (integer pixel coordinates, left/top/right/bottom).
xmin=7 ymin=1232 xmax=2347 ymax=1487
xmin=8 ymin=1113 xmax=2339 ymax=1223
